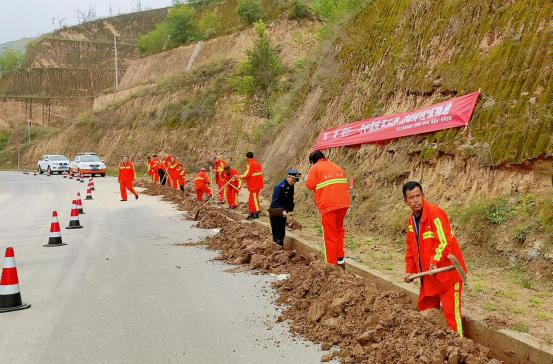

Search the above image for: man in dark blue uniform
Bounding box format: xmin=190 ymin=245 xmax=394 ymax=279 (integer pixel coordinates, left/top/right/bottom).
xmin=269 ymin=169 xmax=302 ymax=246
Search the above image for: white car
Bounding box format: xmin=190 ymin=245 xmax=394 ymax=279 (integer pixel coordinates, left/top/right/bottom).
xmin=37 ymin=155 xmax=70 ymax=175
xmin=69 ymin=153 xmax=107 ymax=177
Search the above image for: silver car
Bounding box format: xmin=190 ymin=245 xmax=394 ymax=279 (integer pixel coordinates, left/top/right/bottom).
xmin=37 ymin=155 xmax=70 ymax=175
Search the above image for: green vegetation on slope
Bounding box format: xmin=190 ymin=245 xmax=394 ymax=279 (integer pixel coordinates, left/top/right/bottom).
xmin=0 ymin=49 xmax=24 ymax=75
xmin=337 ymin=0 xmax=552 ymax=165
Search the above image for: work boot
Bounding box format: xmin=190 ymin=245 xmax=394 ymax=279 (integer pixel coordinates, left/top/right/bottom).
xmin=253 ymin=212 xmax=260 ymax=219
xmin=246 ymin=213 xmax=255 ymax=220
xmin=338 ymin=262 xmax=346 ymax=270
xmin=276 ymin=240 xmax=284 ymax=247
xmin=135 ymin=194 xmax=139 ymax=200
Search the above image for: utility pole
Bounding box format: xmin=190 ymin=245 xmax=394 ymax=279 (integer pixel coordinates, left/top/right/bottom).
xmin=27 ymin=119 xmax=32 ymax=144
xmin=114 ymin=33 xmax=119 ymax=90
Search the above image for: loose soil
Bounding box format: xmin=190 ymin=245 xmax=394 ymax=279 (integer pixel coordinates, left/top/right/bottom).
xmin=141 ymin=182 xmax=501 ymax=363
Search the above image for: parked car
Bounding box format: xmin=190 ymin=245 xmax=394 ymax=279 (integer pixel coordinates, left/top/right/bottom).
xmin=69 ymin=153 xmax=107 ymax=177
xmin=37 ymin=155 xmax=70 ymax=175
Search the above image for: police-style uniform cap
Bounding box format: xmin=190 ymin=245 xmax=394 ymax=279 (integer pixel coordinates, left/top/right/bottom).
xmin=288 ymin=169 xmax=302 ymax=179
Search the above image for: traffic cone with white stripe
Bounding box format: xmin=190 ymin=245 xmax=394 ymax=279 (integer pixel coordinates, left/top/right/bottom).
xmin=76 ymin=193 xmax=85 ymax=214
xmin=66 ymin=200 xmax=83 ymax=229
xmin=0 ymin=247 xmax=31 ymax=312
xmin=44 ymin=211 xmax=66 ymax=247
xmin=85 ymin=188 xmax=93 ymax=200
xmin=89 ymin=178 xmax=95 ymax=191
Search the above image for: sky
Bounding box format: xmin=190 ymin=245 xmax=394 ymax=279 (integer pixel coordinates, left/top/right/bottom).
xmin=0 ymin=0 xmax=173 ymax=44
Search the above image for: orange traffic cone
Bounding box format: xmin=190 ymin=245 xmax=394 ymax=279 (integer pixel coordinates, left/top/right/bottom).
xmin=76 ymin=193 xmax=85 ymax=214
xmin=85 ymin=188 xmax=93 ymax=200
xmin=44 ymin=211 xmax=66 ymax=247
xmin=66 ymin=200 xmax=83 ymax=229
xmin=0 ymin=247 xmax=31 ymax=312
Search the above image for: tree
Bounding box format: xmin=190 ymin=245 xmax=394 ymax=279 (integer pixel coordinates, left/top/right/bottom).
xmin=237 ymin=0 xmax=264 ymax=25
xmin=232 ymin=22 xmax=284 ymax=117
xmin=166 ymin=5 xmax=199 ymax=45
xmin=0 ymin=49 xmax=24 ymax=75
xmin=198 ymin=10 xmax=222 ymax=39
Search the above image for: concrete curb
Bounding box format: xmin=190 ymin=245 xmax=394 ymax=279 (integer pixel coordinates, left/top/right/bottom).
xmin=253 ymin=220 xmax=553 ymax=364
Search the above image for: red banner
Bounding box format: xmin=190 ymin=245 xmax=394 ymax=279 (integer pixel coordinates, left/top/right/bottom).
xmin=314 ymin=92 xmax=480 ymax=150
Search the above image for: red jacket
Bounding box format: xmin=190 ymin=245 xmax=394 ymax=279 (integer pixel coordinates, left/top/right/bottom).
xmin=241 ymin=158 xmax=264 ymax=192
xmin=405 ymin=200 xmax=468 ymax=296
xmin=214 ymin=159 xmax=227 ymax=182
xmin=194 ymin=171 xmax=210 ymax=190
xmin=225 ymin=168 xmax=241 ymax=190
xmin=306 ymin=159 xmax=350 ymax=214
xmin=148 ymin=160 xmax=156 ymax=176
xmin=118 ymin=162 xmax=136 ymax=182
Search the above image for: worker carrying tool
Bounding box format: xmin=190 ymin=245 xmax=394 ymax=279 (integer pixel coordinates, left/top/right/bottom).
xmin=240 ymin=152 xmax=264 ymax=220
xmin=175 ymin=162 xmax=186 ymax=192
xmin=212 ymin=156 xmax=228 ymax=204
xmin=306 ymin=150 xmax=350 ymax=269
xmin=167 ymin=156 xmax=185 ymax=190
xmin=269 ymin=169 xmax=302 ymax=246
xmin=147 ymin=156 xmax=156 ymax=183
xmin=195 ymin=167 xmax=212 ymax=202
xmin=223 ymin=165 xmax=241 ymax=209
xmin=151 ymin=155 xmax=161 ymax=184
xmin=118 ymin=156 xmax=138 ymax=201
xmin=402 ymin=181 xmax=468 ymax=336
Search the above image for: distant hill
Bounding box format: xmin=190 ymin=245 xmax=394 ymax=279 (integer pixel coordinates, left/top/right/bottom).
xmin=0 ymin=38 xmax=34 ymax=55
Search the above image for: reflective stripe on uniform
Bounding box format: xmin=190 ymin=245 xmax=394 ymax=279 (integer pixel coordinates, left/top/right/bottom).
xmin=252 ymin=172 xmax=263 ymax=176
xmin=408 ymin=225 xmax=414 ymax=233
xmin=433 ymin=217 xmax=448 ymax=261
xmin=253 ymin=192 xmax=260 ymax=211
xmin=454 ymin=282 xmax=463 ymax=337
xmin=315 ymin=178 xmax=347 ymax=190
xmin=423 ymin=231 xmax=434 ymax=239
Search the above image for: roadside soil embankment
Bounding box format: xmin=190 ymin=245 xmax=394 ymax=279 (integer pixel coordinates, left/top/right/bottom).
xmin=141 ymin=182 xmax=500 ymax=364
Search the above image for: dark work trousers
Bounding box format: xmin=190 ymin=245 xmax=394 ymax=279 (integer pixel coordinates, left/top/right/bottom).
xmin=270 ymin=216 xmax=287 ymax=246
xmin=158 ymin=170 xmax=167 ymax=186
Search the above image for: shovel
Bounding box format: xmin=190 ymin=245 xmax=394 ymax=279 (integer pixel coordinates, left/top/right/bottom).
xmin=194 ymin=177 xmax=234 ymax=220
xmin=408 ymin=254 xmax=467 ymax=283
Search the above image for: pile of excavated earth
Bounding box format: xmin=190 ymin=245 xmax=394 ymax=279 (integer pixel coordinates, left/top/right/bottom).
xmin=141 ymin=183 xmax=501 ymax=364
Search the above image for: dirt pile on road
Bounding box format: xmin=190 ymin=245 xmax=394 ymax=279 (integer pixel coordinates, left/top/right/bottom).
xmin=141 ymin=183 xmax=500 ymax=363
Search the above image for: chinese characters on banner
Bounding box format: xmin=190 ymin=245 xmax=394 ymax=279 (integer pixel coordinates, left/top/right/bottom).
xmin=314 ymin=92 xmax=481 ymax=150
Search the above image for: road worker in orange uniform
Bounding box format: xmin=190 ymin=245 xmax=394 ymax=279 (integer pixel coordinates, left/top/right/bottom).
xmin=160 ymin=155 xmax=171 ymax=186
xmin=175 ymin=162 xmax=186 ymax=191
xmin=224 ymin=165 xmax=241 ymax=209
xmin=118 ymin=156 xmax=139 ymax=201
xmin=194 ymin=167 xmax=212 ymax=202
xmin=167 ymin=156 xmax=183 ymax=190
xmin=147 ymin=156 xmax=157 ymax=183
xmin=306 ymin=150 xmax=350 ymax=268
xmin=151 ymin=154 xmax=161 ymax=184
xmin=212 ymin=156 xmax=227 ymax=204
xmin=240 ymin=152 xmax=264 ymax=219
xmin=402 ymin=181 xmax=468 ymax=336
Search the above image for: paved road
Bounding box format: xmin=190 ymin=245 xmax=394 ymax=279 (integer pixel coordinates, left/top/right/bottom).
xmin=0 ymin=172 xmax=325 ymax=363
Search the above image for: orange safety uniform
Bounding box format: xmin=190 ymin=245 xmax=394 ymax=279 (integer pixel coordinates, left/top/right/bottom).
xmin=306 ymin=158 xmax=350 ymax=266
xmin=118 ymin=161 xmax=138 ymax=201
xmin=214 ymin=159 xmax=227 ymax=202
xmin=160 ymin=156 xmax=170 ymax=185
xmin=194 ymin=170 xmax=212 ymax=202
xmin=148 ymin=159 xmax=156 ymax=183
xmin=225 ymin=168 xmax=241 ymax=208
xmin=241 ymin=158 xmax=264 ymax=214
xmin=175 ymin=163 xmax=186 ymax=191
xmin=405 ymin=200 xmax=468 ymax=336
xmin=151 ymin=157 xmax=161 ymax=183
xmin=167 ymin=160 xmax=182 ymax=190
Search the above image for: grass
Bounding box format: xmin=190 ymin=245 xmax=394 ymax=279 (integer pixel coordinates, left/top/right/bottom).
xmin=510 ymin=323 xmax=530 ymax=334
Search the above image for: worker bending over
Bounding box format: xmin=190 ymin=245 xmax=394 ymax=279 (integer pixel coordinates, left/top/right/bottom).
xmin=269 ymin=169 xmax=301 ymax=246
xmin=402 ymin=181 xmax=468 ymax=336
xmin=306 ymin=150 xmax=350 ymax=269
xmin=195 ymin=167 xmax=212 ymax=202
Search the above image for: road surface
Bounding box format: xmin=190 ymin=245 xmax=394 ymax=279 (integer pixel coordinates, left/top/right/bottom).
xmin=0 ymin=172 xmax=325 ymax=363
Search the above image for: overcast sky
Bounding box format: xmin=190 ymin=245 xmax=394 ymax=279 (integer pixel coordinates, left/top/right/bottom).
xmin=0 ymin=0 xmax=173 ymax=44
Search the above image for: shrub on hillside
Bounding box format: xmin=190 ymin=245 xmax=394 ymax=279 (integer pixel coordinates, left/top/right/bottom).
xmin=288 ymin=0 xmax=313 ymax=20
xmin=198 ymin=10 xmax=222 ymax=39
xmin=231 ymin=21 xmax=284 ymax=117
xmin=0 ymin=49 xmax=24 ymax=75
xmin=138 ymin=4 xmax=199 ymax=55
xmin=237 ymin=0 xmax=264 ymax=24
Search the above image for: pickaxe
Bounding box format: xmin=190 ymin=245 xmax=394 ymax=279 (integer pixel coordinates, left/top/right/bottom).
xmin=408 ymin=254 xmax=467 ymax=283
